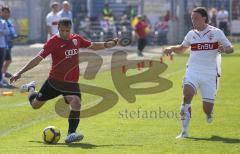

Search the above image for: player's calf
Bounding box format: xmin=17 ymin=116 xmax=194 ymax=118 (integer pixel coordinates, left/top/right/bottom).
xmin=65 ymin=95 xmax=81 ymax=137
xmin=203 ymin=101 xmax=214 ymax=123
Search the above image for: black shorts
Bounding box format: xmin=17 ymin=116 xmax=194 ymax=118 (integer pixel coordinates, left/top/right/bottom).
xmin=36 ymin=78 xmax=81 ymax=101
xmin=4 ymin=48 xmax=12 ymax=61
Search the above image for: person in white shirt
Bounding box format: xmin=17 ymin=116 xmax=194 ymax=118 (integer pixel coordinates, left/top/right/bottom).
xmin=46 ymin=2 xmax=61 ymax=40
xmin=163 ymin=7 xmax=234 ymax=138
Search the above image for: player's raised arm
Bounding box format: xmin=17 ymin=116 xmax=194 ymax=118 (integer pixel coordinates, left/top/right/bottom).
xmin=10 ymin=55 xmax=43 ymax=83
xmin=163 ymin=44 xmax=189 ymax=56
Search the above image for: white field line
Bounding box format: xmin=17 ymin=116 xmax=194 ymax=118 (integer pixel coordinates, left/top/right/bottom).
xmin=0 ymin=114 xmax=58 ymax=137
xmin=0 ymin=102 xmax=29 ymax=110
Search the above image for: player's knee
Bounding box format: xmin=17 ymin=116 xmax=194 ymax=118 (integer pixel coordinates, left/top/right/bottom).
xmin=183 ymin=92 xmax=194 ymax=102
xmin=31 ymin=100 xmax=44 ymax=110
xmin=31 ymin=103 xmax=41 ymax=110
xmin=183 ymin=86 xmax=195 ymax=102
xmin=203 ymin=101 xmax=214 ymax=114
xmin=69 ymin=96 xmax=81 ymax=111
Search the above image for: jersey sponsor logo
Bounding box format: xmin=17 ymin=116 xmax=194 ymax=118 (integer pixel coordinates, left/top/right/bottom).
xmin=191 ymin=42 xmax=218 ymax=51
xmin=65 ymin=49 xmax=79 ymax=58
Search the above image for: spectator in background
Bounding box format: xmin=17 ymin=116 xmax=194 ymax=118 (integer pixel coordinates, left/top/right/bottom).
xmin=0 ymin=9 xmax=9 ymax=87
xmin=126 ymin=5 xmax=136 ymax=21
xmin=102 ymin=3 xmax=114 ymax=21
xmin=1 ymin=6 xmax=17 ymax=79
xmin=209 ymin=8 xmax=217 ymax=27
xmin=163 ymin=10 xmax=170 ymax=22
xmin=184 ymin=9 xmax=192 ymax=33
xmin=58 ymin=1 xmax=72 ymax=21
xmin=46 ymin=2 xmax=61 ymax=40
xmin=58 ymin=1 xmax=73 ymax=32
xmin=217 ymin=7 xmax=229 ymax=35
xmin=154 ymin=16 xmax=169 ymax=45
xmin=135 ymin=15 xmax=149 ymax=57
xmin=79 ymin=16 xmax=91 ymax=38
xmin=143 ymin=15 xmax=152 ymax=29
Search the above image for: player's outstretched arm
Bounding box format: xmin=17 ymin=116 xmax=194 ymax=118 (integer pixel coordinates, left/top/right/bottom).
xmin=88 ymin=38 xmax=119 ymax=51
xmin=10 ymin=56 xmax=43 ymax=83
xmin=163 ymin=44 xmax=189 ymax=56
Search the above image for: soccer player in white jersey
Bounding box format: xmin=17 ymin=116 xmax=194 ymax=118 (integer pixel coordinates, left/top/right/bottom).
xmin=163 ymin=7 xmax=234 ymax=138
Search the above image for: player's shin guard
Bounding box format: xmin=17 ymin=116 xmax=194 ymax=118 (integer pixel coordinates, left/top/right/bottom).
xmin=180 ymin=103 xmax=191 ymax=133
xmin=68 ymin=110 xmax=80 ymax=134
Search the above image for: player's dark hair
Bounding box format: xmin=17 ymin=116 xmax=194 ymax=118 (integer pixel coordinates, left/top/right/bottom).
xmin=192 ymin=7 xmax=209 ymax=23
xmin=1 ymin=6 xmax=10 ymax=12
xmin=58 ymin=18 xmax=72 ymax=27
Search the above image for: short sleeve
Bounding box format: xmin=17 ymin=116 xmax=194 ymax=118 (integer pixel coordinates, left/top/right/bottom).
xmin=38 ymin=39 xmax=55 ymax=58
xmin=181 ymin=31 xmax=192 ymax=47
xmin=216 ymin=29 xmax=232 ymax=47
xmin=46 ymin=14 xmax=52 ymax=26
xmin=77 ymin=35 xmax=92 ymax=48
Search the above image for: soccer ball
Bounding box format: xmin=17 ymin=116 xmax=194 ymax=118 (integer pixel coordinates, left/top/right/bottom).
xmin=42 ymin=126 xmax=61 ymax=144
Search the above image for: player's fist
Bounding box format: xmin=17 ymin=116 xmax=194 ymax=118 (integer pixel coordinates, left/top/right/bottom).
xmin=163 ymin=47 xmax=173 ymax=56
xmin=104 ymin=38 xmax=119 ymax=48
xmin=10 ymin=73 xmax=21 ymax=84
xmin=218 ymin=44 xmax=225 ymax=53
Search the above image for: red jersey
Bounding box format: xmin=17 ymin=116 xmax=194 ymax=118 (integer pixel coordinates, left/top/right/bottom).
xmin=135 ymin=20 xmax=148 ymax=39
xmin=39 ymin=34 xmax=92 ymax=83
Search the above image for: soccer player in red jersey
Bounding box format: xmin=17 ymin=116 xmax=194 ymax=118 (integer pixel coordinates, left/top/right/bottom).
xmin=10 ymin=18 xmax=118 ymax=143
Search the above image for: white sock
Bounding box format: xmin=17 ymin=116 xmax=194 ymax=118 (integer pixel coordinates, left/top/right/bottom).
xmin=180 ymin=103 xmax=191 ymax=133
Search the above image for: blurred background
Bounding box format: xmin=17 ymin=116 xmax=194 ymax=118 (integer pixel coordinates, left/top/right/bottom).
xmin=0 ymin=0 xmax=239 ymax=45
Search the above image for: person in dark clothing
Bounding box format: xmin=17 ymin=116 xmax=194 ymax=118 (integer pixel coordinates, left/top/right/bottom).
xmin=134 ymin=15 xmax=149 ymax=57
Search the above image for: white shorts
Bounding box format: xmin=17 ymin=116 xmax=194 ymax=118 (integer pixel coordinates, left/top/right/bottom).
xmin=183 ymin=69 xmax=219 ymax=103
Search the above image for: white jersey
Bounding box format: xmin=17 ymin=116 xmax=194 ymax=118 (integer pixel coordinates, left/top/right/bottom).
xmin=46 ymin=12 xmax=61 ymax=35
xmin=182 ymin=25 xmax=232 ymax=75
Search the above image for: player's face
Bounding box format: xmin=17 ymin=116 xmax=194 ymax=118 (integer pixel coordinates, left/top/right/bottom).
xmin=58 ymin=25 xmax=71 ymax=40
xmin=52 ymin=4 xmax=59 ymax=13
xmin=2 ymin=10 xmax=10 ymax=19
xmin=191 ymin=12 xmax=206 ymax=31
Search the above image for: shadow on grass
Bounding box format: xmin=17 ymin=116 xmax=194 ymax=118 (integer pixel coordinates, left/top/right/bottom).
xmin=187 ymin=135 xmax=240 ymax=144
xmin=28 ymin=141 xmax=143 ymax=149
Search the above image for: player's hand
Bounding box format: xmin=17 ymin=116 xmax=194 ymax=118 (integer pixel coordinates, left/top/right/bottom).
xmin=218 ymin=44 xmax=225 ymax=53
xmin=10 ymin=73 xmax=21 ymax=84
xmin=163 ymin=47 xmax=173 ymax=56
xmin=104 ymin=38 xmax=119 ymax=48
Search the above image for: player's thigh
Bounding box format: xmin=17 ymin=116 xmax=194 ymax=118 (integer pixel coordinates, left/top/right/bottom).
xmin=62 ymin=82 xmax=81 ymax=110
xmin=36 ymin=79 xmax=62 ymax=102
xmin=64 ymin=95 xmax=81 ymax=110
xmin=183 ymin=71 xmax=199 ymax=101
xmin=199 ymin=75 xmax=219 ymax=103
